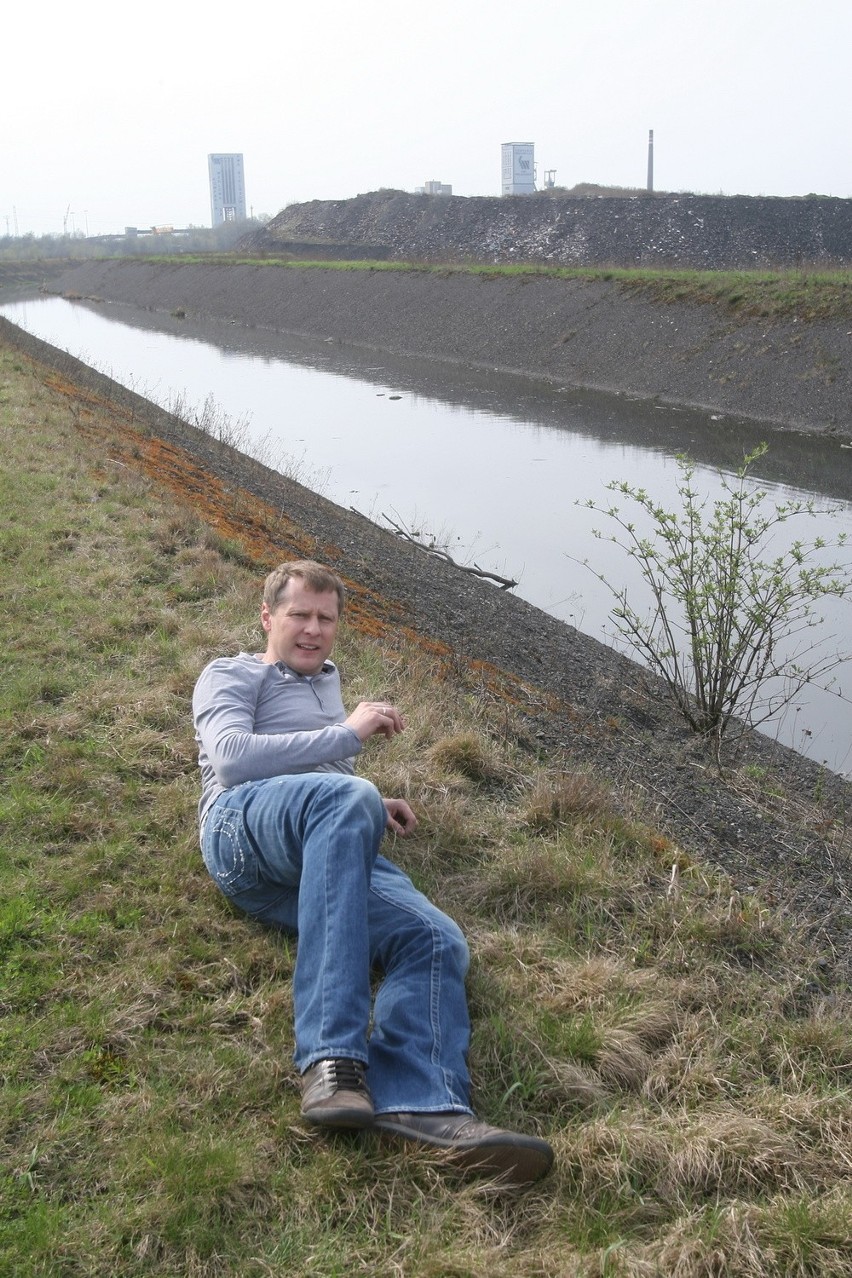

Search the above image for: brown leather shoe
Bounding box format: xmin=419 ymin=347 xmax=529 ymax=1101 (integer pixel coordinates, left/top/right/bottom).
xmin=374 ymin=1111 xmax=554 ymax=1183
xmin=300 ymin=1059 xmax=374 ymax=1129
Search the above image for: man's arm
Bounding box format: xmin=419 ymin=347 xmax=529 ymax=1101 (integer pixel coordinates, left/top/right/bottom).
xmin=193 ymin=658 xmax=361 ymax=790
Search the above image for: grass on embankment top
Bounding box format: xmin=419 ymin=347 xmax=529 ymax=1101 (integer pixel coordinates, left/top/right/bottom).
xmin=1 ymin=340 xmax=850 ymax=1278
xmin=131 ymin=252 xmax=852 ymax=323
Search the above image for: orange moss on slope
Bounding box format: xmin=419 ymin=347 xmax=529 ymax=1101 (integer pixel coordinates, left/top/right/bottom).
xmin=40 ymin=358 xmax=573 ymax=723
xmin=42 ymin=367 xmax=431 ymax=646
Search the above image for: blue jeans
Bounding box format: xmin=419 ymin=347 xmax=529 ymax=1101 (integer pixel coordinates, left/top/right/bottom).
xmin=201 ymin=772 xmax=472 ymax=1114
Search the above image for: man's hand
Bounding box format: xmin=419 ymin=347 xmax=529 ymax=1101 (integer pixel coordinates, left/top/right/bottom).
xmin=345 ymin=701 xmax=406 ymax=742
xmin=383 ymin=797 xmax=417 ymax=836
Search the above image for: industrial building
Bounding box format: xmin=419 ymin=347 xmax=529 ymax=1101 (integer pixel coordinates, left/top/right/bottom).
xmin=208 ymin=154 xmax=246 ymax=226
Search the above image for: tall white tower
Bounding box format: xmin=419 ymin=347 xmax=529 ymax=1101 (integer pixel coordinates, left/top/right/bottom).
xmin=501 ymin=143 xmax=535 ymax=196
xmin=208 ymin=154 xmax=247 ymax=226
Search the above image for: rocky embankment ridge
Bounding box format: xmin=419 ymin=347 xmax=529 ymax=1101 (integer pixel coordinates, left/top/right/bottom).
xmin=247 ymin=190 xmax=852 ymax=271
xmin=47 ymin=258 xmax=852 ymax=433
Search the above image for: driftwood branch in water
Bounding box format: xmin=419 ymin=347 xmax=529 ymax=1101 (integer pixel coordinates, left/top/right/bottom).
xmin=378 ymin=513 xmax=518 ymax=591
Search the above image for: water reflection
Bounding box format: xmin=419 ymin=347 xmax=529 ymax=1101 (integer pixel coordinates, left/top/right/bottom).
xmin=49 ymin=294 xmax=852 ymax=503
xmin=2 ymin=294 xmax=850 ymax=778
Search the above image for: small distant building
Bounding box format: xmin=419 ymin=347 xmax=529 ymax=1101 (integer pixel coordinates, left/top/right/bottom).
xmin=416 ymin=180 xmax=452 ymax=195
xmin=501 ymin=142 xmax=535 ymax=196
xmin=208 ymin=153 xmax=247 ymax=226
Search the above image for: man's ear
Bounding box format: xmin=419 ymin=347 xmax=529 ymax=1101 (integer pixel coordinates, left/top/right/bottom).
xmin=260 ymin=602 xmax=272 ymax=633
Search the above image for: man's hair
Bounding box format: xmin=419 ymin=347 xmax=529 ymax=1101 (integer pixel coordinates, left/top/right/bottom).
xmin=262 ymin=560 xmax=346 ymax=614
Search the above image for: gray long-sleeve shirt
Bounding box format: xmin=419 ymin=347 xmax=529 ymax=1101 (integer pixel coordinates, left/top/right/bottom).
xmin=192 ymin=652 xmax=362 ymax=831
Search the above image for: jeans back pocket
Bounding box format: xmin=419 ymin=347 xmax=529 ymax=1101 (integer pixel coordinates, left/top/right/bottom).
xmin=202 ymin=804 xmax=260 ymax=895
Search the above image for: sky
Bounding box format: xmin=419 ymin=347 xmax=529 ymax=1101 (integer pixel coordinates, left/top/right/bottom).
xmin=4 ymin=0 xmax=851 ymax=238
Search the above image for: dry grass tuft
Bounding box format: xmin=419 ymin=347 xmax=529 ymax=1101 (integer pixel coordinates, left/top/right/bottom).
xmin=520 ymin=770 xmax=614 ymax=831
xmin=426 ymin=731 xmax=511 ymax=788
xmin=665 ymin=1109 xmax=809 ymax=1196
xmin=595 ymin=1027 xmax=654 ymax=1091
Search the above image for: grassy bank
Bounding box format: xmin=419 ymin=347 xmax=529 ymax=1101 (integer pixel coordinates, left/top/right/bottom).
xmin=123 ymin=254 xmax=852 ymax=323
xmin=1 ymin=339 xmax=850 ymax=1277
xmin=5 ymin=253 xmax=852 ymax=323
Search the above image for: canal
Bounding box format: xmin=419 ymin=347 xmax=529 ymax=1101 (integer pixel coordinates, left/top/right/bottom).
xmin=3 ymin=293 xmax=850 ymax=777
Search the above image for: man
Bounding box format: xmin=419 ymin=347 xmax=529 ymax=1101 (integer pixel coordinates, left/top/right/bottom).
xmin=192 ymin=559 xmax=553 ymax=1184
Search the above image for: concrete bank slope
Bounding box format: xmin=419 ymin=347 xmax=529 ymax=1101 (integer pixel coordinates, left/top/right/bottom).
xmin=51 ymin=259 xmax=851 ymax=434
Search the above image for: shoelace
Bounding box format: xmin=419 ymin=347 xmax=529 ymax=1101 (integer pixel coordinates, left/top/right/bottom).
xmin=329 ymin=1059 xmax=368 ymax=1092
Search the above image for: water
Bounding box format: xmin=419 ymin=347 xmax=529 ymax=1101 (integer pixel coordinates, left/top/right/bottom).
xmin=3 ymin=293 xmax=851 ymax=777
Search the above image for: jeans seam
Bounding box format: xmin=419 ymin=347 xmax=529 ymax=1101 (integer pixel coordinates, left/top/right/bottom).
xmin=206 ymin=811 xmax=251 ymax=889
xmin=369 ymin=881 xmax=445 ymax=1069
xmin=318 ymin=782 xmax=340 ymax=1051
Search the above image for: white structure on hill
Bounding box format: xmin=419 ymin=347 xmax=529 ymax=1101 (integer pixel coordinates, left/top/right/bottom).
xmin=501 ymin=143 xmax=535 ymax=195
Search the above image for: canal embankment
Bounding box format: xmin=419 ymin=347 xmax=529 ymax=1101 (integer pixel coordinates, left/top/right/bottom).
xmin=2 ymin=311 xmax=850 ymax=976
xmin=35 ymin=257 xmax=852 ymax=435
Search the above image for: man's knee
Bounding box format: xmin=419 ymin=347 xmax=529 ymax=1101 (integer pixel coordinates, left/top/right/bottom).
xmin=308 ymin=773 xmax=387 ymax=839
xmin=442 ymin=916 xmax=470 ymax=978
xmin=341 ymin=774 xmax=384 ymax=807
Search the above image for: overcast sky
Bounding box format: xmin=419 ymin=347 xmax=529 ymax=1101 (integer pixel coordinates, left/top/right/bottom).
xmin=4 ymin=0 xmax=850 ymax=237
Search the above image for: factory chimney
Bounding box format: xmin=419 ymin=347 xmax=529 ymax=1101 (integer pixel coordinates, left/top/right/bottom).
xmin=647 ymin=129 xmax=654 ymax=193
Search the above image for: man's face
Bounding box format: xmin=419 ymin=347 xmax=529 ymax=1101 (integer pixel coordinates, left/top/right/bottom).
xmin=261 ymin=578 xmax=340 ymax=676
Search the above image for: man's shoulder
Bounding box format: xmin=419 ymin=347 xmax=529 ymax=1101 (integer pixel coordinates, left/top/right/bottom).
xmin=194 ymin=652 xmax=266 ymax=694
xmin=193 ymin=654 xmax=344 ymax=707
xmin=201 ymin=650 xmax=260 ymax=672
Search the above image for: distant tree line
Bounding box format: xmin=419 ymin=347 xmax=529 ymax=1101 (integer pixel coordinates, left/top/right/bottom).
xmin=0 ymin=217 xmax=271 ymax=262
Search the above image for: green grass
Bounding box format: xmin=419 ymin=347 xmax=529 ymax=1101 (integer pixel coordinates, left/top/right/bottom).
xmin=1 ymin=341 xmax=850 ymax=1277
